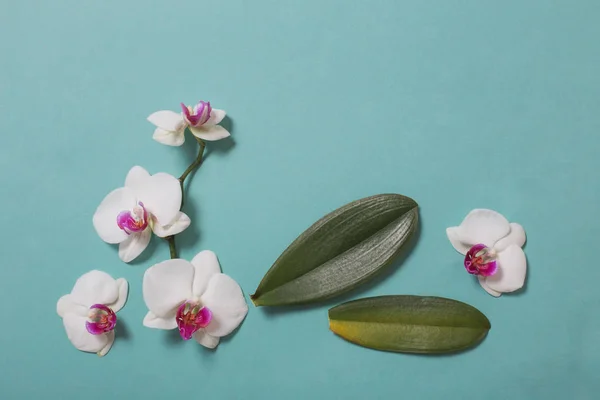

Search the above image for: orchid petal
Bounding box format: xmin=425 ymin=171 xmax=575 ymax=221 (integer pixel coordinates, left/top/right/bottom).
xmin=147 ymin=110 xmax=185 ymax=132
xmin=70 ymin=270 xmax=119 ymax=308
xmin=446 ymin=227 xmax=470 ymax=255
xmin=485 ymin=245 xmax=527 ymax=293
xmin=152 ymin=212 xmax=191 ymax=238
xmin=191 ymin=250 xmax=222 ymax=298
xmin=202 ymin=274 xmax=248 ymax=337
xmin=118 ymin=228 xmax=151 ymax=263
xmin=135 ymin=173 xmax=181 ymax=227
xmin=97 ymin=331 xmax=115 ymax=357
xmin=193 ymin=329 xmax=220 ymax=349
xmin=205 ymin=109 xmax=226 ymax=126
xmin=153 ymin=127 xmax=185 ymax=146
xmin=124 ymin=166 xmax=150 ymax=189
xmin=107 ymin=278 xmax=128 ymax=313
xmin=143 ymin=311 xmax=177 ymax=330
xmin=478 ymin=276 xmax=502 ymax=297
xmin=93 ymin=187 xmax=136 ymax=244
xmin=56 ymin=295 xmax=87 ymax=318
xmin=189 ymin=125 xmax=230 ymax=141
xmin=457 ymin=209 xmax=511 ymax=247
xmin=63 ymin=313 xmax=109 ymax=353
xmin=494 ymin=223 xmax=526 ymax=252
xmin=143 ymin=259 xmax=193 ymax=318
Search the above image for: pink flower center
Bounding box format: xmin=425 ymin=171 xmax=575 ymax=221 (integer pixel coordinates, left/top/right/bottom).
xmin=86 ymin=304 xmax=117 ymax=335
xmin=116 ymin=202 xmax=148 ymax=234
xmin=181 ymin=101 xmax=212 ymax=127
xmin=176 ymin=301 xmax=212 ymax=340
xmin=464 ymin=244 xmax=498 ymax=276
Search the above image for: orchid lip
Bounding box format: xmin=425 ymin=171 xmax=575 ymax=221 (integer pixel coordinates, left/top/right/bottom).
xmin=86 ymin=304 xmax=117 ymax=335
xmin=176 ymin=301 xmax=213 ymax=340
xmin=464 ymin=244 xmax=498 ymax=277
xmin=181 ymin=101 xmax=212 ymax=127
xmin=117 ymin=201 xmax=148 ymax=234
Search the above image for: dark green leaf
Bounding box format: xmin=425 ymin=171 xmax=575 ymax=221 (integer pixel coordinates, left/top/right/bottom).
xmin=329 ymin=295 xmax=491 ymax=354
xmin=251 ymin=194 xmax=418 ymax=306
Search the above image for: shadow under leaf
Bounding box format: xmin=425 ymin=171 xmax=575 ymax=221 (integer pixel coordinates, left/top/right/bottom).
xmin=332 ymin=329 xmax=489 ymax=359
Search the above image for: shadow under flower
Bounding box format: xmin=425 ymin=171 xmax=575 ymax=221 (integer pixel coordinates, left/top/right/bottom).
xmin=162 ymin=321 xmax=246 ymax=356
xmin=163 ymin=328 xmax=183 ymax=346
xmin=126 ymin=237 xmax=158 ymax=266
xmin=209 ymin=116 xmax=236 ymax=155
xmin=511 ymin=247 xmax=530 ymax=297
xmin=181 ymin=116 xmax=236 ymax=167
xmin=176 ymin=198 xmax=201 ymax=255
xmin=175 ymin=117 xmax=236 ymax=256
xmin=115 ymin=318 xmax=132 ymax=340
xmin=194 ymin=323 xmax=245 ymax=362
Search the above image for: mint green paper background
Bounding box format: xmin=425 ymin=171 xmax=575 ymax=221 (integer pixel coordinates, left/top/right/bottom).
xmin=1 ymin=1 xmax=598 ymax=399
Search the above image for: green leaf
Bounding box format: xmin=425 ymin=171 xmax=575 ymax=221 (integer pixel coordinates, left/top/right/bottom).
xmin=251 ymin=194 xmax=418 ymax=306
xmin=329 ymin=296 xmax=491 ymax=354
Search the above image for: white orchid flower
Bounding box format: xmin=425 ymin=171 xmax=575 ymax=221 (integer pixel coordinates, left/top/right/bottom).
xmin=142 ymin=250 xmax=248 ymax=349
xmin=446 ymin=209 xmax=527 ymax=297
xmin=148 ymin=101 xmax=229 ymax=146
xmin=56 ymin=270 xmax=128 ymax=357
xmin=93 ymin=166 xmax=190 ymax=263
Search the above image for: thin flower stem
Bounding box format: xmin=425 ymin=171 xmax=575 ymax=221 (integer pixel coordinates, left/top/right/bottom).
xmin=167 ymin=236 xmax=177 ymax=259
xmin=164 ymin=136 xmax=206 ymax=259
xmin=179 ymin=138 xmax=206 ymax=207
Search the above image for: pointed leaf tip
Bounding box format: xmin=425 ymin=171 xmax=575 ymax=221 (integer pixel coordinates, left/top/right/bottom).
xmin=249 ymin=294 xmax=262 ymax=307
xmin=252 ymin=194 xmax=419 ymax=306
